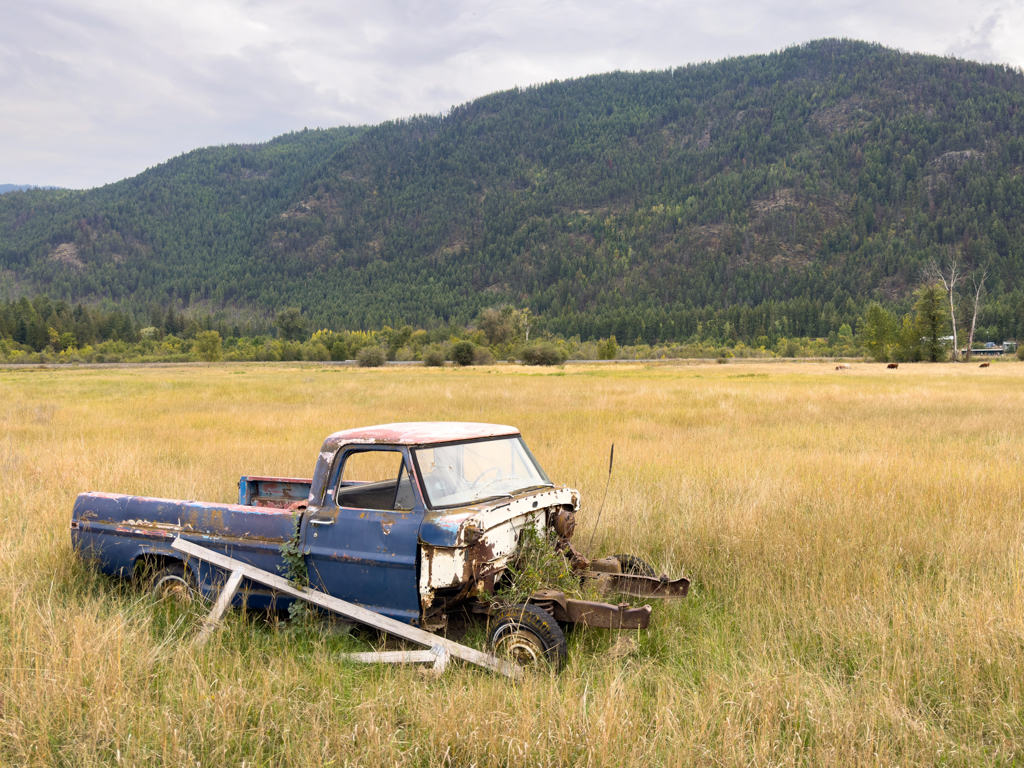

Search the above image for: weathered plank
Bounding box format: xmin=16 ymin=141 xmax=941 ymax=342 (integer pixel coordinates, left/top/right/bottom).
xmin=196 ymin=568 xmax=243 ymax=646
xmin=346 ymin=650 xmax=437 ymax=663
xmin=345 ymin=645 xmax=449 ymax=673
xmin=171 ymin=537 xmax=520 ymax=678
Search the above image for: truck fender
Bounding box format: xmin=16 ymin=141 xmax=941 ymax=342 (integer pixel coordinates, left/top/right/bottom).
xmin=131 ymin=547 xmax=200 ymax=589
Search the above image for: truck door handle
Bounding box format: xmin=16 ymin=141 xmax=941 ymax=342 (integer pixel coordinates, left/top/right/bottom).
xmin=309 ymin=518 xmax=335 ymax=526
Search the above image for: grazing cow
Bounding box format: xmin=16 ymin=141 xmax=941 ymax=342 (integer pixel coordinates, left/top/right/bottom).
xmin=835 ymin=364 xmax=852 ymax=370
xmin=980 ymin=362 xmax=991 ymax=368
xmin=887 ymin=363 xmax=899 ymax=369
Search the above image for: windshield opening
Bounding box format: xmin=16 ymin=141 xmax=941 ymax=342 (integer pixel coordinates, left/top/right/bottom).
xmin=412 ymin=436 xmax=551 ymax=509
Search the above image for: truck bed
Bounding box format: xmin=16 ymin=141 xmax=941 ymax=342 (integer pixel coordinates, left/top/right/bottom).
xmin=71 ymin=490 xmax=299 ymax=605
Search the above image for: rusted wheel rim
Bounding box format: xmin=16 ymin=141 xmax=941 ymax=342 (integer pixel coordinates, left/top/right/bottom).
xmin=492 ymin=629 xmax=546 ymax=665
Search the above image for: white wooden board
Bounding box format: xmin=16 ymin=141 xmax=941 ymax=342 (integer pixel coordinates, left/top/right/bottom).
xmin=171 ymin=537 xmax=520 ymax=678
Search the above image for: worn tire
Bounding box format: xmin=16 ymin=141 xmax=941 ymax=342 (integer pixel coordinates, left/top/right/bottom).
xmin=149 ymin=562 xmax=197 ymax=603
xmin=489 ymin=604 xmax=568 ymax=672
xmin=613 ymin=554 xmax=657 ymax=577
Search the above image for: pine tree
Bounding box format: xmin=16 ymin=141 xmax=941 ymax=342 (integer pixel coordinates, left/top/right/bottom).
xmin=914 ymin=285 xmax=949 ymax=363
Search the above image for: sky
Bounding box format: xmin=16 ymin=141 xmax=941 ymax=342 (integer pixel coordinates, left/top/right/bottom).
xmin=2 ymin=0 xmax=1022 ymax=190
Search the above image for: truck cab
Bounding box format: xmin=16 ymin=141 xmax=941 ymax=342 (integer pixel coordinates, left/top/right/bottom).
xmin=293 ymin=422 xmax=578 ymax=627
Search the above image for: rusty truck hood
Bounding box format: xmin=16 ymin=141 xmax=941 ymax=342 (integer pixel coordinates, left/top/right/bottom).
xmin=418 ymin=486 xmax=578 ymax=548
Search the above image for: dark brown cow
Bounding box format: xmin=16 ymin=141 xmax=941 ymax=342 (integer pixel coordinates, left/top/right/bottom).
xmin=887 ymin=363 xmax=898 ymax=369
xmin=980 ymin=362 xmax=991 ymax=368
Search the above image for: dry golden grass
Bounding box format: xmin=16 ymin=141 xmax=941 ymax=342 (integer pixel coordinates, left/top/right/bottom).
xmin=1 ymin=360 xmax=1023 ymax=766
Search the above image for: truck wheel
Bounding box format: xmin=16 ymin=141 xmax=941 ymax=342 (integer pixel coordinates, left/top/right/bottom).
xmin=150 ymin=563 xmax=197 ymax=602
xmin=613 ymin=554 xmax=656 ymax=577
xmin=489 ymin=604 xmax=567 ymax=671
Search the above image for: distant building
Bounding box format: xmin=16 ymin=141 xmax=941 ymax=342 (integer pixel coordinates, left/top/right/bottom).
xmin=960 ymin=341 xmax=1017 ymax=357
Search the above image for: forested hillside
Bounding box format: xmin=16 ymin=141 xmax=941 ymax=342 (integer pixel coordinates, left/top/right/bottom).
xmin=2 ymin=38 xmax=1024 ymax=344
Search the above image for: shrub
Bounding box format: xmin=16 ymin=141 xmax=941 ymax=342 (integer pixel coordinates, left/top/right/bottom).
xmin=278 ymin=341 xmax=301 ymax=361
xmin=330 ymin=340 xmax=349 ymax=361
xmin=472 ymin=347 xmax=496 ymax=365
xmin=493 ymin=527 xmax=582 ymax=605
xmin=255 ymin=342 xmax=280 ymax=362
xmin=597 ymin=336 xmax=618 ymax=360
xmin=451 ymin=340 xmax=476 ymax=366
xmin=1017 ymin=345 xmax=1024 ymax=361
xmin=521 ymin=342 xmax=566 ymax=366
xmin=301 ymin=341 xmax=330 ymax=362
xmin=194 ymin=330 xmax=223 ymax=362
xmin=422 ymin=346 xmax=447 ymax=367
xmin=357 ymin=346 xmax=387 ymax=367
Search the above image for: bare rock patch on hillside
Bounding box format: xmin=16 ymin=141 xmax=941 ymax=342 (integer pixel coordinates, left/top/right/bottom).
xmin=50 ymin=243 xmax=84 ymax=269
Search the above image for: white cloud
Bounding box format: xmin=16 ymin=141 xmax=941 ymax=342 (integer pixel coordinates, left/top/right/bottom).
xmin=947 ymin=5 xmax=1024 ymax=67
xmin=0 ymin=0 xmax=1019 ymax=189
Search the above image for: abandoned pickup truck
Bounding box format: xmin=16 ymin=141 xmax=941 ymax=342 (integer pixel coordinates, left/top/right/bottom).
xmin=71 ymin=422 xmax=688 ymax=668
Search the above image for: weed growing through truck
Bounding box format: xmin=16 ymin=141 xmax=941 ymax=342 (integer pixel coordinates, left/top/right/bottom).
xmin=278 ymin=509 xmax=311 ymax=623
xmin=488 ymin=527 xmax=583 ymax=607
xmin=277 ymin=510 xmax=309 ymax=589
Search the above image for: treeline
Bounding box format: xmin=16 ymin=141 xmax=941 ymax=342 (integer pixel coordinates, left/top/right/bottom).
xmin=542 ymin=287 xmax=1024 ymax=347
xmin=0 ymin=294 xmax=823 ymax=364
xmin=0 ymin=295 xmax=278 ymax=353
xmin=2 ymin=40 xmax=1024 ymax=334
xmin=6 ymin=285 xmax=1023 ymax=354
xmin=2 ymin=291 xmax=1021 ymax=365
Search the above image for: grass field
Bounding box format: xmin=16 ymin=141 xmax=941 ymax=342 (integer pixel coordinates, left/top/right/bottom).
xmin=1 ymin=360 xmax=1022 ymax=766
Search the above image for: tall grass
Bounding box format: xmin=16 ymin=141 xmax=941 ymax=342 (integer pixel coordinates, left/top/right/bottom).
xmin=1 ymin=361 xmax=1022 ymax=765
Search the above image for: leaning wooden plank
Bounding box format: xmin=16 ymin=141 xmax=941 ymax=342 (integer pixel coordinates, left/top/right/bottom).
xmin=346 ymin=650 xmax=438 ymax=664
xmin=171 ymin=537 xmax=521 ymax=679
xmin=195 ymin=568 xmax=244 ymax=646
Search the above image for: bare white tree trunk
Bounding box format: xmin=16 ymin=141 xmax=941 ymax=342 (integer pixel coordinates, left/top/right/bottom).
xmin=927 ymin=253 xmax=961 ymax=361
xmin=964 ymin=267 xmax=988 ymax=362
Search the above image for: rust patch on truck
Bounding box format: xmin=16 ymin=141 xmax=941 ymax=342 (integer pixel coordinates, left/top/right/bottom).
xmin=530 ymin=589 xmax=653 ymax=629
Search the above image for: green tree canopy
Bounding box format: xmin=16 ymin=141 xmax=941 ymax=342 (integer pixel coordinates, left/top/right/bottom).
xmin=275 ymin=308 xmax=308 ymax=342
xmin=914 ymin=285 xmax=950 ymax=362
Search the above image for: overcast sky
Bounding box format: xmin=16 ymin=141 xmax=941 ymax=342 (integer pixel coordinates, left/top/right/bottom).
xmin=2 ymin=0 xmax=1021 ymax=190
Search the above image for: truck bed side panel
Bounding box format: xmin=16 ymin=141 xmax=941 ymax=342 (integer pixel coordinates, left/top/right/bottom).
xmin=71 ymin=492 xmax=296 ymax=604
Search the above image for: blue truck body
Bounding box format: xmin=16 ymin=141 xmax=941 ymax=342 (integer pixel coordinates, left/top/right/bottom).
xmin=70 ymin=423 xmax=582 ymax=626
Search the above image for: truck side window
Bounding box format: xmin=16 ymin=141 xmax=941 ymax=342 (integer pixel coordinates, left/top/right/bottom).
xmin=336 ymin=450 xmax=413 ymax=511
xmin=394 ymin=465 xmax=414 ymax=511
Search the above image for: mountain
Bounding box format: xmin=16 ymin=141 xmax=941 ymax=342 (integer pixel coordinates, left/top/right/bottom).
xmin=2 ymin=38 xmax=1023 ymax=343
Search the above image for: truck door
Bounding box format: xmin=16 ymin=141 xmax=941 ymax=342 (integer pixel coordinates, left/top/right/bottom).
xmin=302 ymin=447 xmax=424 ymax=624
